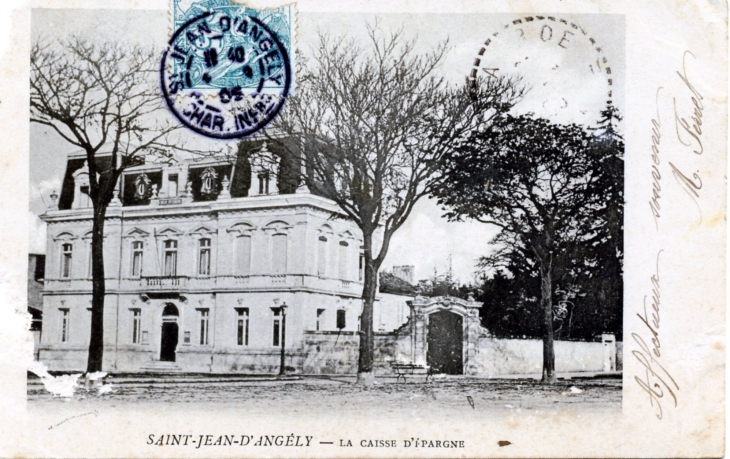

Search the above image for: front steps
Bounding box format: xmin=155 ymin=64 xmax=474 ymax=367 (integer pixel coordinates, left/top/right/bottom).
xmin=139 ymin=361 xmax=183 ymax=373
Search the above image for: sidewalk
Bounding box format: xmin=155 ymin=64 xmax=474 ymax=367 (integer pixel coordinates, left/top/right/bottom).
xmin=27 ymin=370 xmax=621 ymax=387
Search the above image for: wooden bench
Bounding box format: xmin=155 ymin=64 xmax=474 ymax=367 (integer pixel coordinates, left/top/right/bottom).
xmin=391 ymin=363 xmax=434 ymax=383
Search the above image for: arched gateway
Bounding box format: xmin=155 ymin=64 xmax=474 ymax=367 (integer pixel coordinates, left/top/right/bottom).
xmin=427 ymin=309 xmax=464 ymax=374
xmin=408 ymin=296 xmax=485 ymax=376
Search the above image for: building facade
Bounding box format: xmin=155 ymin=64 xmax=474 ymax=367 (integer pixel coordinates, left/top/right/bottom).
xmin=38 ymin=149 xmax=410 ymax=372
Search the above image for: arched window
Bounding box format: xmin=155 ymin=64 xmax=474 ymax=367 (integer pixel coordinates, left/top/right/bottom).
xmin=317 ymin=236 xmax=328 ymax=276
xmin=338 ymin=241 xmax=349 ymax=279
xmin=86 ymin=240 xmax=93 ymax=278
xmin=79 ymin=185 xmax=91 ymax=208
xmin=163 ymin=240 xmax=177 ymax=276
xmin=61 ymin=243 xmax=73 ymax=278
xmin=272 ymin=234 xmax=287 ymax=274
xmin=237 ymin=235 xmax=252 ymax=275
xmin=258 ymin=173 xmax=270 ymax=195
xmin=198 ymin=238 xmax=211 ymax=276
xmin=131 ymin=241 xmax=144 ymax=277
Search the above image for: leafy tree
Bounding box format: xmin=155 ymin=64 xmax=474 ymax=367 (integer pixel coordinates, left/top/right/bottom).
xmin=434 ymin=114 xmax=605 ymax=383
xmin=414 ymin=268 xmax=474 ymax=300
xmin=379 ymin=271 xmax=417 ymax=296
xmin=477 ymin=270 xmax=541 ymax=339
xmin=575 ymin=102 xmax=624 ymax=340
xmin=266 ymin=26 xmax=525 ymax=384
xmin=30 ymin=37 xmax=198 ymax=372
xmin=469 ymin=106 xmax=624 ymax=344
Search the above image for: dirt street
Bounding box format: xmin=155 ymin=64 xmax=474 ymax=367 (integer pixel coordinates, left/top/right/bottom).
xmin=28 ymin=374 xmax=621 ymax=418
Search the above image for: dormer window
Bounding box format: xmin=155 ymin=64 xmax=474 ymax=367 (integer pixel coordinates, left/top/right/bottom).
xmin=258 ymin=173 xmax=270 ymax=195
xmin=72 ymin=161 xmax=91 ymax=209
xmin=168 ymin=174 xmax=178 ymax=197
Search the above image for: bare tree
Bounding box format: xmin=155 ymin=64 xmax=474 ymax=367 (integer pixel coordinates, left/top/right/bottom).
xmin=266 ymin=25 xmax=524 ymax=385
xmin=31 ymin=37 xmax=198 ymax=373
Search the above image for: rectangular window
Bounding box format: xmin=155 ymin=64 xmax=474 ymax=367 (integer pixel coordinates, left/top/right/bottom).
xmin=237 ymin=236 xmax=251 ymax=275
xmin=338 ymin=241 xmax=349 ymax=279
xmin=61 ymin=243 xmax=73 ymax=278
xmin=198 ymin=238 xmax=211 ymax=276
xmin=131 ymin=309 xmax=141 ymax=344
xmin=164 ymin=240 xmax=177 ymax=276
xmin=34 ymin=255 xmax=46 ymax=281
xmin=272 ymin=308 xmax=281 ymax=347
xmin=317 ymin=236 xmax=327 ymax=276
xmin=336 ymin=309 xmax=347 ymax=330
xmin=199 ymin=309 xmax=210 ymax=345
xmin=358 ymin=253 xmax=364 ymax=281
xmin=316 ymin=309 xmax=325 ymax=331
xmin=272 ymin=234 xmax=287 ymax=274
xmin=236 ymin=308 xmax=249 ymax=346
xmin=59 ymin=308 xmax=70 ymax=342
xmin=168 ymin=174 xmax=179 ymax=197
xmin=131 ymin=241 xmax=144 ymax=277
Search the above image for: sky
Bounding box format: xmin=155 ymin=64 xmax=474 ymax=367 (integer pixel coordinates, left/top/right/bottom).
xmin=29 ymin=9 xmax=624 ymax=282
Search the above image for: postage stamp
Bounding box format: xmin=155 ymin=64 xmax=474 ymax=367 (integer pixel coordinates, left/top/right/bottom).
xmin=3 ymin=0 xmax=727 ymax=458
xmin=162 ymin=0 xmax=294 ymax=138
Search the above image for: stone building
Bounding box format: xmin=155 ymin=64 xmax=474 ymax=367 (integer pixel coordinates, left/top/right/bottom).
xmin=38 ymin=147 xmax=410 ymax=372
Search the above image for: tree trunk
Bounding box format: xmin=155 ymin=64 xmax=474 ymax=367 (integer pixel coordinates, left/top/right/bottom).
xmin=540 ymin=259 xmax=556 ymax=383
xmin=356 ymin=232 xmax=377 ymax=386
xmin=86 ymin=205 xmax=108 ymax=373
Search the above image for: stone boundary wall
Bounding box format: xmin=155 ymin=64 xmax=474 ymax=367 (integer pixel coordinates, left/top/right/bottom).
xmin=468 ymin=338 xmax=606 ymax=377
xmin=301 ymin=331 xmax=620 ymax=377
xmin=301 ymin=330 xmax=411 ymax=375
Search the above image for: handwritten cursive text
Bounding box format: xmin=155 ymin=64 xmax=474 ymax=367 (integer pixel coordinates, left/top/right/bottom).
xmin=632 ymin=250 xmax=679 ymax=419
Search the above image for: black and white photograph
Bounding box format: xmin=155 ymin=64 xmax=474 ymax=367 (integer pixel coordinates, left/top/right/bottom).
xmin=1 ymin=0 xmax=726 ymax=457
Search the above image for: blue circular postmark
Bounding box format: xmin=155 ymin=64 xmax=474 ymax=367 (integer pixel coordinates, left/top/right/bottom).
xmin=161 ymin=10 xmax=291 ymax=139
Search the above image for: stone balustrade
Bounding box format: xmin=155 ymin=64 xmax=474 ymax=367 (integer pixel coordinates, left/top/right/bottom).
xmin=44 ymin=274 xmax=363 ymax=296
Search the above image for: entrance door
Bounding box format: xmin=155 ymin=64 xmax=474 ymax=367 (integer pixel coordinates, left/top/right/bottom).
xmin=160 ymin=322 xmax=179 ymax=362
xmin=427 ymin=310 xmax=463 ymax=375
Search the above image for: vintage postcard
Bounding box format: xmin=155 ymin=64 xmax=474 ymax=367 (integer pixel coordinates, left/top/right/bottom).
xmin=0 ymin=0 xmax=725 ymax=457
